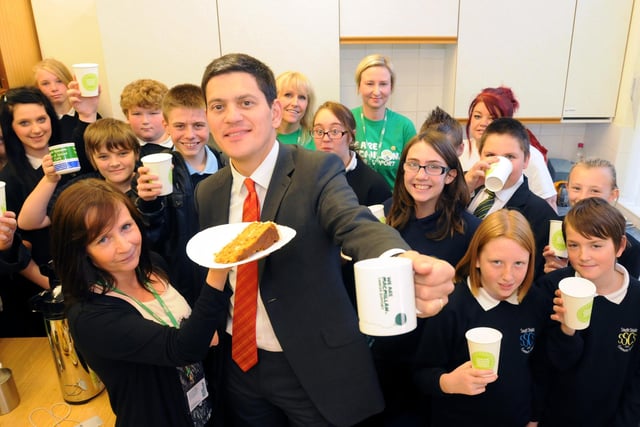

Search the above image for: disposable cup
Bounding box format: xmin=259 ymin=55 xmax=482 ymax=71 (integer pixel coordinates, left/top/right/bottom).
xmin=72 ymin=63 xmax=99 ymax=97
xmin=0 ymin=367 xmax=20 ymax=414
xmin=0 ymin=181 xmax=6 ymax=214
xmin=368 ymin=204 xmax=385 ymax=223
xmin=354 ymin=257 xmax=416 ymax=336
xmin=559 ymin=277 xmax=596 ymax=330
xmin=49 ymin=143 xmax=81 ymax=175
xmin=484 ymin=156 xmax=513 ymax=192
xmin=466 ymin=327 xmax=502 ymax=374
xmin=549 ymin=219 xmax=567 ymax=258
xmin=141 ymin=153 xmax=173 ymax=196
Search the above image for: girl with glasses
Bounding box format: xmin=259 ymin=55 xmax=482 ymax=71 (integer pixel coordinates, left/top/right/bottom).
xmin=312 ymin=101 xmax=390 ymax=206
xmin=367 ymin=130 xmax=480 ymax=426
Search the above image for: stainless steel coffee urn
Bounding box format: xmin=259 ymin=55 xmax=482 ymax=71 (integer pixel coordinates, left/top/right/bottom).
xmin=30 ymin=286 xmax=105 ymax=403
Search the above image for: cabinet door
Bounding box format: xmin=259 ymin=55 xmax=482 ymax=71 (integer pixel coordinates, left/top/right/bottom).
xmin=339 ymin=0 xmax=458 ymax=39
xmin=217 ymin=0 xmax=340 ymax=103
xmin=454 ymin=0 xmax=575 ymax=119
xmin=562 ymin=0 xmax=633 ymax=120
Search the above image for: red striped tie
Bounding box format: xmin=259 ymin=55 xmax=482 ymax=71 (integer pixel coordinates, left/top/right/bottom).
xmin=232 ymin=178 xmax=260 ymax=371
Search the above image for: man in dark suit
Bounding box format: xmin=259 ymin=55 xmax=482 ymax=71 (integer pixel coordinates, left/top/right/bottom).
xmin=466 ymin=117 xmax=558 ymax=278
xmin=195 ymin=53 xmax=455 ymax=427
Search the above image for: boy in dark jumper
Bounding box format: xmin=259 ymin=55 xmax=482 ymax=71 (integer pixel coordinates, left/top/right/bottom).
xmin=537 ymin=198 xmax=640 ymax=426
xmin=466 ymin=117 xmax=558 ymax=278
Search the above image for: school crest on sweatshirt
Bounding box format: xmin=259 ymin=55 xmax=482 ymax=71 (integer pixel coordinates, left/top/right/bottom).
xmin=519 ymin=327 xmax=535 ymax=354
xmin=617 ymin=327 xmax=638 ymax=352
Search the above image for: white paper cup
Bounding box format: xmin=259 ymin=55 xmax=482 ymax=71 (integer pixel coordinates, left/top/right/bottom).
xmin=549 ymin=219 xmax=567 ymax=258
xmin=368 ymin=204 xmax=385 ymax=223
xmin=354 ymin=257 xmax=417 ymax=336
xmin=559 ymin=277 xmax=596 ymax=330
xmin=49 ymin=143 xmax=81 ymax=175
xmin=466 ymin=327 xmax=502 ymax=374
xmin=484 ymin=156 xmax=513 ymax=192
xmin=141 ymin=153 xmax=173 ymax=196
xmin=72 ymin=63 xmax=99 ymax=97
xmin=0 ymin=181 xmax=6 ymax=214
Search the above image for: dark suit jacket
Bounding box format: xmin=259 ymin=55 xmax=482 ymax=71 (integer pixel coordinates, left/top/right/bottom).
xmin=503 ymin=177 xmax=559 ymax=278
xmin=195 ymin=143 xmax=411 ymax=426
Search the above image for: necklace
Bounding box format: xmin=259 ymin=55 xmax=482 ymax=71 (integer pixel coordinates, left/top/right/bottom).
xmin=360 ymin=108 xmax=388 ymax=147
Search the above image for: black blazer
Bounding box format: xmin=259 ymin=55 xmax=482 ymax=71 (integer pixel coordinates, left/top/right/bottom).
xmin=195 ymin=143 xmax=411 ymax=426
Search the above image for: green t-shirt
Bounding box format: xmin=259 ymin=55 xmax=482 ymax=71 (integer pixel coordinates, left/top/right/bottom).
xmin=277 ymin=128 xmax=316 ymax=150
xmin=352 ymin=106 xmax=416 ymax=189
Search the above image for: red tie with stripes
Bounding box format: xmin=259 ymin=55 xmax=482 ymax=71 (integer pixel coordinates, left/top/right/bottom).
xmin=232 ymin=178 xmax=260 ymax=371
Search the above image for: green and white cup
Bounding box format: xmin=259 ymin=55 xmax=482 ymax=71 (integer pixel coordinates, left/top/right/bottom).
xmin=0 ymin=181 xmax=6 ymax=214
xmin=368 ymin=204 xmax=385 ymax=223
xmin=466 ymin=327 xmax=502 ymax=374
xmin=141 ymin=152 xmax=173 ymax=196
xmin=72 ymin=63 xmax=99 ymax=97
xmin=354 ymin=257 xmax=416 ymax=336
xmin=484 ymin=156 xmax=513 ymax=192
xmin=549 ymin=219 xmax=568 ymax=258
xmin=49 ymin=143 xmax=81 ymax=174
xmin=559 ymin=277 xmax=596 ymax=330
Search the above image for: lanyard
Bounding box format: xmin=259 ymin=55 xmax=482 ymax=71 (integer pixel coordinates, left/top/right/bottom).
xmin=360 ymin=108 xmax=388 ymax=148
xmin=110 ymin=283 xmax=179 ymax=328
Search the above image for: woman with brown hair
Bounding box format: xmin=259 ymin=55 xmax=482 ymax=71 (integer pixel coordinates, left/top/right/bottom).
xmin=51 ymin=178 xmax=230 ymax=426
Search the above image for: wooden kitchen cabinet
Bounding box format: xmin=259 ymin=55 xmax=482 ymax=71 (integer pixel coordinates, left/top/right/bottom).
xmin=0 ymin=0 xmax=42 ymax=94
xmin=453 ymin=0 xmax=575 ymax=120
xmin=562 ymin=0 xmax=633 ymax=120
xmin=339 ymin=0 xmax=458 ymax=43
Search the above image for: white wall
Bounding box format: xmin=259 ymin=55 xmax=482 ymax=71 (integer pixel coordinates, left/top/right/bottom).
xmin=31 ymin=0 xmax=221 ymax=119
xmin=31 ymin=0 xmax=113 ymax=115
xmin=607 ymin=0 xmax=640 ymax=224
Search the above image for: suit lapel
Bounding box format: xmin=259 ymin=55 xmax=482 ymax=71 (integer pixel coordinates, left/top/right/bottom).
xmin=261 ymin=144 xmax=294 ymax=222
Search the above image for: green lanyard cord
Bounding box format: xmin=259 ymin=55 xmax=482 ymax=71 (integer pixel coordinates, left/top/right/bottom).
xmin=109 ymin=282 xmax=180 ymax=328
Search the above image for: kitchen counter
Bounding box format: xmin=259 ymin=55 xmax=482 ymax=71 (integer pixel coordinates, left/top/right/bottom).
xmin=0 ymin=337 xmax=115 ymax=426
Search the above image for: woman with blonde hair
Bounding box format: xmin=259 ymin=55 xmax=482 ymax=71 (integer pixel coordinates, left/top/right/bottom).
xmin=352 ymin=54 xmax=416 ymax=189
xmin=276 ymin=71 xmax=315 ymax=150
xmin=414 ymin=209 xmax=549 ymax=426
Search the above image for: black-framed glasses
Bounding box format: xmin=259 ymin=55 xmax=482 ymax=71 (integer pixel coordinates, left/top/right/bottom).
xmin=311 ymin=128 xmax=347 ymax=140
xmin=403 ymin=161 xmax=450 ymax=176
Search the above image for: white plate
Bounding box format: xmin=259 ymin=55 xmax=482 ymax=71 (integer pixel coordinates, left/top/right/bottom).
xmin=186 ymin=222 xmax=296 ymax=268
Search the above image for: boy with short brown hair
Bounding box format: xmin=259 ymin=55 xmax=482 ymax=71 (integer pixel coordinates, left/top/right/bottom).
xmin=120 ymin=78 xmax=171 ymax=156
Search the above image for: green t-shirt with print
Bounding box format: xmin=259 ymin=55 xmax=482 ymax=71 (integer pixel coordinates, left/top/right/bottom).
xmin=352 ymin=106 xmax=416 ymax=189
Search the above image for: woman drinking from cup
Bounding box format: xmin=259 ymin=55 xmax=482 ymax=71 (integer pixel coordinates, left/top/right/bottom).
xmin=414 ymin=209 xmax=549 ymax=427
xmin=276 ymin=71 xmax=316 ymax=150
xmin=352 ymin=54 xmax=416 ymax=189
